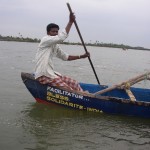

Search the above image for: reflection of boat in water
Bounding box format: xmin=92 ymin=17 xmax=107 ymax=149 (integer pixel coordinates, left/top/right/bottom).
xmin=26 ymin=102 xmax=104 ymax=120
xmin=21 ymin=72 xmax=150 ymax=118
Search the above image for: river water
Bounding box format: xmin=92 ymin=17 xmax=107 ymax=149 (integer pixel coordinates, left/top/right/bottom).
xmin=0 ymin=41 xmax=150 ymax=150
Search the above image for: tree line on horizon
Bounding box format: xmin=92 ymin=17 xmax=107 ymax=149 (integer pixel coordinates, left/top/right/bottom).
xmin=0 ymin=34 xmax=40 ymax=43
xmin=0 ymin=34 xmax=149 ymax=51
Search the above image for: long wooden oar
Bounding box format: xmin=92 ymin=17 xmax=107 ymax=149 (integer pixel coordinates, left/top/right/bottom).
xmin=66 ymin=3 xmax=100 ymax=85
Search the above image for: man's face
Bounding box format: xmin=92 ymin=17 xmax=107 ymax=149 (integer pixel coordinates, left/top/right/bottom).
xmin=48 ymin=28 xmax=59 ymax=36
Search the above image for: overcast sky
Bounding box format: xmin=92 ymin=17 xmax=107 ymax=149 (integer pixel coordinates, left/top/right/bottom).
xmin=1 ymin=0 xmax=150 ymax=48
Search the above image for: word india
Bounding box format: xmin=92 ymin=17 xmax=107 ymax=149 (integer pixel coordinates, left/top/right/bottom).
xmin=47 ymin=86 xmax=83 ymax=99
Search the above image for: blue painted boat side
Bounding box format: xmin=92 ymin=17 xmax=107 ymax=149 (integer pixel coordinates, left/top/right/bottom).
xmin=22 ymin=75 xmax=150 ymax=118
xmin=24 ymin=78 xmax=102 ymax=112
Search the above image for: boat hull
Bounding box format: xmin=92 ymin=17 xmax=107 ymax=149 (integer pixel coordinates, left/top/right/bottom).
xmin=21 ymin=73 xmax=150 ymax=118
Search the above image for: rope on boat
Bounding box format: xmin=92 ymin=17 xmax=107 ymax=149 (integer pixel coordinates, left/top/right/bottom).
xmin=94 ymin=71 xmax=150 ymax=101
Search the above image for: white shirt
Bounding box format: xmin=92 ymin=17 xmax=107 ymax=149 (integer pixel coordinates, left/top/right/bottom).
xmin=34 ymin=29 xmax=69 ymax=79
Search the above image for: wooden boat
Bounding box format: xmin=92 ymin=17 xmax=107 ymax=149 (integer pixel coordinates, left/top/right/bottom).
xmin=21 ymin=72 xmax=150 ymax=118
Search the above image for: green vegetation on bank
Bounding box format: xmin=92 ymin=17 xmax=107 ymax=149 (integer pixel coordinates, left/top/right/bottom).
xmin=0 ymin=34 xmax=149 ymax=51
xmin=63 ymin=41 xmax=150 ymax=51
xmin=0 ymin=35 xmax=40 ymax=43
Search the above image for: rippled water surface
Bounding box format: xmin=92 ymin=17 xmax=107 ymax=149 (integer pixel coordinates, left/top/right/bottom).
xmin=0 ymin=41 xmax=150 ymax=150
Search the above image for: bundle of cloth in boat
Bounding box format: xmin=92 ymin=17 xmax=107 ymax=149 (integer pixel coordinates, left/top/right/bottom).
xmin=37 ymin=75 xmax=83 ymax=91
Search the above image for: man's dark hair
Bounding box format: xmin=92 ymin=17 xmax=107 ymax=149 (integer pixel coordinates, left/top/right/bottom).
xmin=46 ymin=23 xmax=59 ymax=32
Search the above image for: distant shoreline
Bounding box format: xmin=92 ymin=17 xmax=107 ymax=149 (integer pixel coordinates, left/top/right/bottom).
xmin=0 ymin=35 xmax=149 ymax=51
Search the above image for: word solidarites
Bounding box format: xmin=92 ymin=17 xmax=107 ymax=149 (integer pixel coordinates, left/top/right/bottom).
xmin=46 ymin=91 xmax=102 ymax=113
xmin=47 ymin=95 xmax=83 ymax=110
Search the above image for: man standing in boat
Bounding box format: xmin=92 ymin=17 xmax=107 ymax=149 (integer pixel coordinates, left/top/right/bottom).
xmin=34 ymin=12 xmax=89 ymax=91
